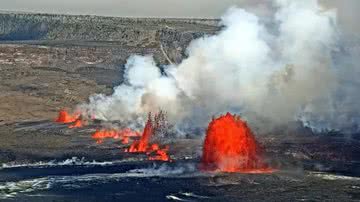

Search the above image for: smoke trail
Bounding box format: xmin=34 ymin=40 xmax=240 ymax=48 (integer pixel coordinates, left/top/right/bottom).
xmin=80 ymin=0 xmax=360 ymax=134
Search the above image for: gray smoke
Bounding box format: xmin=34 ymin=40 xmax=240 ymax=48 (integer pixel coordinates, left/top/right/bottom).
xmin=80 ymin=0 xmax=360 ymax=134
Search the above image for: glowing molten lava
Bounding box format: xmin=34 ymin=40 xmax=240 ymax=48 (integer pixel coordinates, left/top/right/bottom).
xmin=201 ymin=113 xmax=273 ymax=173
xmin=55 ymin=109 xmax=86 ymax=128
xmin=68 ymin=119 xmax=84 ymax=128
xmin=126 ymin=112 xmax=171 ymax=162
xmin=92 ymin=128 xmax=140 ymax=144
xmin=55 ymin=109 xmax=80 ymax=123
xmin=148 ymin=144 xmax=171 ymax=161
xmin=127 ymin=117 xmax=154 ymax=152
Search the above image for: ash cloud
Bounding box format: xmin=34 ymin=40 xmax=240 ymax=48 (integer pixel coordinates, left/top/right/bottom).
xmin=80 ymin=0 xmax=360 ymax=134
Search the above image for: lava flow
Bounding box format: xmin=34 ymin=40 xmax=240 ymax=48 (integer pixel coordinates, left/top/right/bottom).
xmin=69 ymin=119 xmax=84 ymax=128
xmin=92 ymin=128 xmax=140 ymax=144
xmin=126 ymin=112 xmax=172 ymax=162
xmin=55 ymin=109 xmax=80 ymax=123
xmin=55 ymin=109 xmax=85 ymax=128
xmin=148 ymin=144 xmax=171 ymax=161
xmin=201 ymin=113 xmax=273 ymax=173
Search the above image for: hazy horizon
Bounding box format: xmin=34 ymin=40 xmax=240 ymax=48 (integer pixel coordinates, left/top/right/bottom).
xmin=1 ymin=0 xmax=359 ymax=36
xmin=0 ymin=1 xmax=355 ymax=17
xmin=0 ymin=0 xmax=266 ymax=18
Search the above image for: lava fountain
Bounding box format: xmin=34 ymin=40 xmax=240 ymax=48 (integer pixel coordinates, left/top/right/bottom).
xmin=201 ymin=113 xmax=274 ymax=173
xmin=126 ymin=112 xmax=172 ymax=161
xmin=127 ymin=116 xmax=154 ymax=152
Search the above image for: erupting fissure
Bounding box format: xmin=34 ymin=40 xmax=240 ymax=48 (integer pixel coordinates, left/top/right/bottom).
xmin=201 ymin=113 xmax=274 ymax=173
xmin=55 ymin=109 xmax=85 ymax=128
xmin=55 ymin=109 xmax=171 ymax=162
xmin=69 ymin=119 xmax=84 ymax=128
xmin=126 ymin=112 xmax=172 ymax=162
xmin=92 ymin=128 xmax=141 ymax=144
xmin=55 ymin=109 xmax=80 ymax=123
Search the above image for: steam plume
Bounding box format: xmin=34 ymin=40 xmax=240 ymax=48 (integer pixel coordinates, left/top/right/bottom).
xmin=80 ymin=0 xmax=360 ymax=134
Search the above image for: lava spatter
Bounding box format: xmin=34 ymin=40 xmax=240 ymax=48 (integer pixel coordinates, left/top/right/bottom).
xmin=55 ymin=109 xmax=86 ymax=128
xmin=126 ymin=112 xmax=172 ymax=162
xmin=201 ymin=113 xmax=273 ymax=173
xmin=68 ymin=119 xmax=84 ymax=128
xmin=55 ymin=109 xmax=80 ymax=123
xmin=92 ymin=128 xmax=140 ymax=144
xmin=127 ymin=116 xmax=154 ymax=152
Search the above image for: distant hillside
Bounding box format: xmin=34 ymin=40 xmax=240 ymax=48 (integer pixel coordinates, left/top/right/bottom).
xmin=0 ymin=12 xmax=219 ymax=42
xmin=0 ymin=12 xmax=220 ymax=65
xmin=0 ymin=12 xmax=220 ymax=123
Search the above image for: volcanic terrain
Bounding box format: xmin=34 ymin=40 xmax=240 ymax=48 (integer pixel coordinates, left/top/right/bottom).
xmin=0 ymin=12 xmax=359 ymax=201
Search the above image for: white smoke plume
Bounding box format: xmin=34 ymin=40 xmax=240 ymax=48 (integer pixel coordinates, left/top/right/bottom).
xmin=80 ymin=0 xmax=360 ymax=134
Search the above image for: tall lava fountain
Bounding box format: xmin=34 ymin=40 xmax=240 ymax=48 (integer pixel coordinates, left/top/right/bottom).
xmin=201 ymin=113 xmax=272 ymax=173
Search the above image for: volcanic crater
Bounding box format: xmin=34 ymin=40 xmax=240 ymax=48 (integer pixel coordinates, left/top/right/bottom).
xmin=0 ymin=11 xmax=360 ymax=201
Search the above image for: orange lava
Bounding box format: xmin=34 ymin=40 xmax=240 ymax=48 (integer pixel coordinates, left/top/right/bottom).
xmin=68 ymin=119 xmax=84 ymax=128
xmin=126 ymin=112 xmax=171 ymax=162
xmin=92 ymin=128 xmax=140 ymax=144
xmin=127 ymin=117 xmax=154 ymax=152
xmin=55 ymin=109 xmax=80 ymax=123
xmin=55 ymin=109 xmax=86 ymax=128
xmin=148 ymin=144 xmax=171 ymax=161
xmin=62 ymin=109 xmax=172 ymax=162
xmin=201 ymin=113 xmax=274 ymax=173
